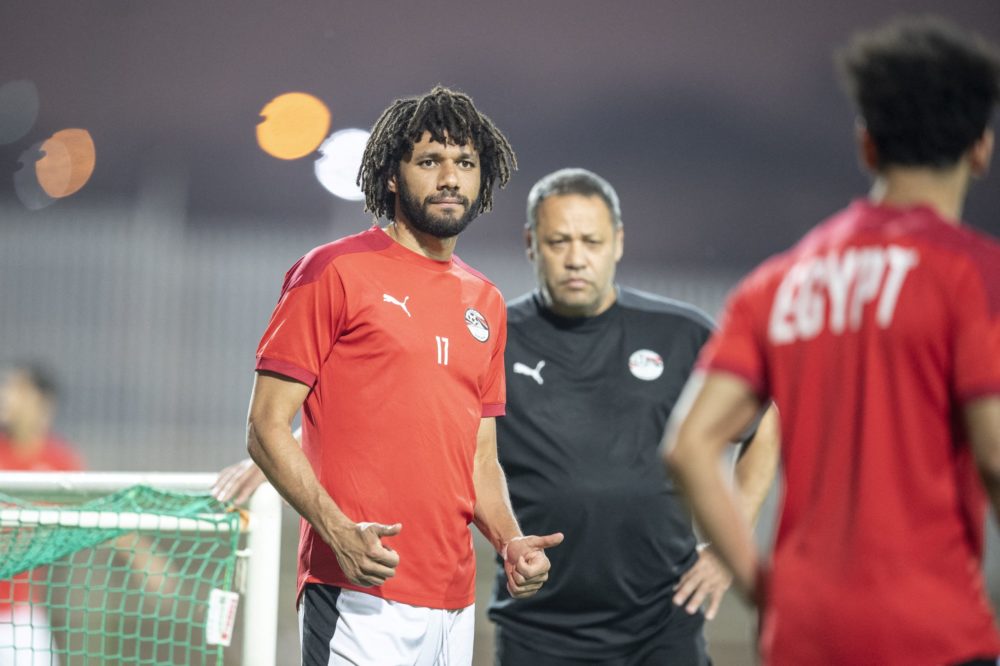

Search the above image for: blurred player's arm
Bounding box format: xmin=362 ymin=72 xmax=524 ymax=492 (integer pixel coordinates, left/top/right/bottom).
xmin=212 ymin=428 xmax=302 ymax=505
xmin=472 ymin=417 xmax=564 ymax=599
xmin=663 ymin=371 xmax=764 ymax=603
xmin=110 ymin=534 xmax=178 ymax=599
xmin=966 ymin=396 xmax=1000 ymax=523
xmin=671 ymin=400 xmax=779 ymax=618
xmin=213 ymin=458 xmax=267 ymax=504
xmin=734 ymin=404 xmax=780 ymax=525
xmin=246 ymin=371 xmax=400 ymax=587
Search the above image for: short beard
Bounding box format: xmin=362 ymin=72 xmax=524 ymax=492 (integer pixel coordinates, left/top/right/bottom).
xmin=396 ymin=177 xmax=482 ymax=239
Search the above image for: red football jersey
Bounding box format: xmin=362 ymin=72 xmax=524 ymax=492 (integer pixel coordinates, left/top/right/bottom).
xmin=256 ymin=227 xmax=506 ymax=609
xmin=0 ymin=434 xmax=84 ymax=606
xmin=701 ymin=200 xmax=1000 ymax=665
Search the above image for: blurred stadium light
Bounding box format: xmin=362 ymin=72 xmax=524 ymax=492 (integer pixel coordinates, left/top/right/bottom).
xmin=256 ymin=92 xmax=330 ymax=160
xmin=314 ymin=128 xmax=368 ymax=201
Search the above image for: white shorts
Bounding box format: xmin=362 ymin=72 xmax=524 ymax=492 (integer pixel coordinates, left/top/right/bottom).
xmin=0 ymin=605 xmax=59 ymax=666
xmin=298 ymin=584 xmax=474 ymax=666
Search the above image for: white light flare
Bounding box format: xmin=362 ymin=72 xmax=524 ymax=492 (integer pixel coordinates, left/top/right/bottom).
xmin=314 ymin=128 xmax=369 ymax=201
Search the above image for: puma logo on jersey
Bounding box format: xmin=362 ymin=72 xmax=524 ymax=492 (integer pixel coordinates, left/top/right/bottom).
xmin=383 ymin=293 xmax=411 ymax=318
xmin=769 ymin=244 xmax=919 ymax=344
xmin=513 ymin=360 xmax=545 ymax=385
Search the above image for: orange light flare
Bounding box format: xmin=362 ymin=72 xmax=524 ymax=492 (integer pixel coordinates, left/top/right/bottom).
xmin=256 ymin=92 xmax=331 ymax=160
xmin=35 ymin=128 xmax=96 ymax=198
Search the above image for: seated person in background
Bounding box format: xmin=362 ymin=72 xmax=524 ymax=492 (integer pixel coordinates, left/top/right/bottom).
xmin=0 ymin=361 xmax=83 ymax=666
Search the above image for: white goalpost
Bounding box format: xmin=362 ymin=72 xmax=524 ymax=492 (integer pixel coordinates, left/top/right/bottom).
xmin=0 ymin=471 xmax=282 ymax=666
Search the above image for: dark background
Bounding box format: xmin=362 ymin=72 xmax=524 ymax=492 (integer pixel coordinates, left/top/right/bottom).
xmin=2 ymin=0 xmax=998 ymax=270
xmin=2 ymin=3 xmax=998 ymax=664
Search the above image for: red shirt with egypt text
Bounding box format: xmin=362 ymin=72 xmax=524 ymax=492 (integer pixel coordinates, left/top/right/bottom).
xmin=700 ymin=200 xmax=1000 ymax=665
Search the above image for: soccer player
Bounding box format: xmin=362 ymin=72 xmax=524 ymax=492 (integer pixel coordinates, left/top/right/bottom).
xmin=665 ymin=16 xmax=1000 ymax=666
xmin=0 ymin=362 xmax=83 ymax=666
xmin=244 ymin=87 xmax=562 ymax=666
xmin=489 ymin=168 xmax=779 ymax=665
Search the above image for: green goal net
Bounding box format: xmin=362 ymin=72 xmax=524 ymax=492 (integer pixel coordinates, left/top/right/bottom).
xmin=0 ymin=484 xmax=242 ymax=666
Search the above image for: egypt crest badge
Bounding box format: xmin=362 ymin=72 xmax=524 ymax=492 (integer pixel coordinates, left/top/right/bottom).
xmin=628 ymin=349 xmax=664 ymax=381
xmin=465 ymin=308 xmax=490 ymax=342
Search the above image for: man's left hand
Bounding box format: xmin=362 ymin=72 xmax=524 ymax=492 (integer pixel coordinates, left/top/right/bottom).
xmin=212 ymin=458 xmax=267 ymax=505
xmin=672 ymin=546 xmax=731 ymax=620
xmin=503 ymin=533 xmax=564 ymax=599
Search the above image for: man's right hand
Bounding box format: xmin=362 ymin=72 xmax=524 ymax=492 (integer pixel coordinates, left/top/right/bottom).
xmin=329 ymin=521 xmax=402 ymax=587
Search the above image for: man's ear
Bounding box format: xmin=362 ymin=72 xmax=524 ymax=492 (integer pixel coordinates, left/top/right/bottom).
xmin=525 ymin=228 xmax=536 ymax=262
xmin=856 ymin=122 xmax=879 ymax=173
xmin=388 ymin=173 xmax=398 ymax=194
xmin=969 ymin=128 xmax=994 ymax=178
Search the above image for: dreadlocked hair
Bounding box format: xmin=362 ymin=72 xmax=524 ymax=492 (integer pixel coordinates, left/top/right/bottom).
xmin=358 ymin=86 xmax=517 ymax=220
